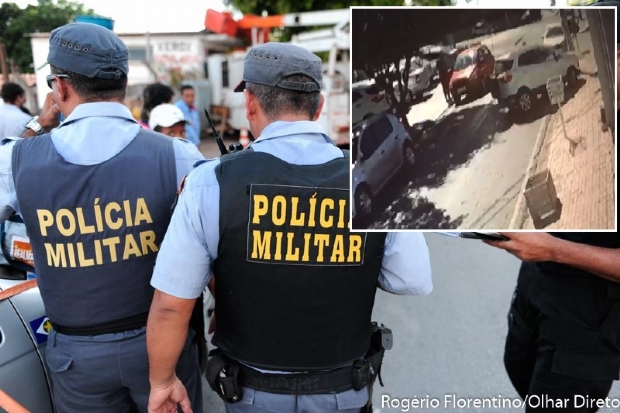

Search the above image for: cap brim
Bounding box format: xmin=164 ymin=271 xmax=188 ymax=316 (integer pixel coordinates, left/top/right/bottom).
xmin=36 ymin=61 xmax=50 ymax=71
xmin=151 ymin=120 xmax=187 ymax=129
xmin=233 ymin=80 xmax=245 ymax=93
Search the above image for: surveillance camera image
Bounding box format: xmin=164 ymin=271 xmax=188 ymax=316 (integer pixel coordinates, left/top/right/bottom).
xmin=350 ymin=6 xmax=617 ymax=231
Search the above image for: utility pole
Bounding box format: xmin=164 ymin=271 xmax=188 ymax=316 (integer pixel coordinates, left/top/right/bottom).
xmin=586 ymin=8 xmax=615 ymax=136
xmin=0 ymin=43 xmax=9 ymax=83
xmin=559 ymin=10 xmax=575 ymax=51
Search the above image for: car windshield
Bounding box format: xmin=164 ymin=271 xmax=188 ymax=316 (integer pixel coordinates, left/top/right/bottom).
xmin=545 ymin=27 xmax=564 ymax=37
xmin=453 ymin=52 xmax=474 ymax=71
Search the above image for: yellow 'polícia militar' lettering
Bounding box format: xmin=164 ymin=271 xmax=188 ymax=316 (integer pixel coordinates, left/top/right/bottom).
xmin=37 ymin=198 xmax=158 ymax=268
xmin=248 ymin=187 xmax=363 ymax=265
xmin=250 ymin=231 xmax=363 ymax=264
xmin=251 ymin=193 xmax=347 ymax=229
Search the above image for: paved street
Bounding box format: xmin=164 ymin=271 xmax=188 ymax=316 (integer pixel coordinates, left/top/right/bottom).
xmin=200 ymin=234 xmax=620 ymax=412
xmin=357 ymin=11 xmax=597 ymax=230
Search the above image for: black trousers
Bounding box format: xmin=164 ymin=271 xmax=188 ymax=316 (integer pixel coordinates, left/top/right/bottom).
xmin=505 ymin=262 xmax=620 ymax=412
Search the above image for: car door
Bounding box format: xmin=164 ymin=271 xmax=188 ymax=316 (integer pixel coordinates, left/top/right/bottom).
xmin=373 ymin=116 xmax=398 ymax=188
xmin=358 ymin=124 xmax=382 ymax=191
xmin=535 ymin=48 xmax=559 ymax=89
xmin=359 ymin=117 xmax=393 ymax=192
xmin=0 ymin=282 xmax=54 ymax=413
xmin=516 ymin=50 xmax=537 ymax=90
xmin=479 ymin=46 xmax=495 ymax=76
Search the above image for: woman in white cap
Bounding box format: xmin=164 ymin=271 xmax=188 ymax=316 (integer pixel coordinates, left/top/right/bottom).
xmin=148 ymin=104 xmax=188 ymax=139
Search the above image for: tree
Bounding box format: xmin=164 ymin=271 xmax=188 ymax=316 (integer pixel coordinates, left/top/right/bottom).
xmin=221 ymin=0 xmax=456 ymax=118
xmin=352 ymin=7 xmax=460 ymax=120
xmin=0 ymin=0 xmax=95 ymax=73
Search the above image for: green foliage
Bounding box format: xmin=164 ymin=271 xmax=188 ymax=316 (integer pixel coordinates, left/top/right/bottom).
xmin=221 ymin=0 xmax=456 ymax=118
xmin=0 ymin=0 xmax=96 ymax=73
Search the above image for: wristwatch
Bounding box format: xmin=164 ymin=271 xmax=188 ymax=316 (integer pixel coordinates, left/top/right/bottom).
xmin=25 ymin=116 xmax=46 ymax=135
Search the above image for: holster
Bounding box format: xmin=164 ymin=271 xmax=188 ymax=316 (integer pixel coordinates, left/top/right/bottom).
xmin=206 ymin=350 xmax=243 ymax=404
xmin=205 ymin=321 xmax=390 ymax=402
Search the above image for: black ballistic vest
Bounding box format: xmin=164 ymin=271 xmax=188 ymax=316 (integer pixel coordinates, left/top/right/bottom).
xmin=12 ymin=130 xmax=177 ymax=327
xmin=212 ymin=148 xmax=387 ymax=371
xmin=537 ymin=233 xmax=620 ymax=277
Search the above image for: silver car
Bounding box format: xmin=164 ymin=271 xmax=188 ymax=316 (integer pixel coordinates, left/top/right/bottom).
xmin=352 ymin=113 xmax=416 ymax=220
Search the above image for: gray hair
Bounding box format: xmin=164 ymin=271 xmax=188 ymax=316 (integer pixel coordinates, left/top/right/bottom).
xmin=245 ymin=74 xmax=321 ymax=121
xmin=51 ymin=65 xmax=127 ymax=102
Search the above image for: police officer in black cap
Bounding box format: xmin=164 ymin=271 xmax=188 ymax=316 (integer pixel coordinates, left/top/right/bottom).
xmin=485 ymin=233 xmax=620 ymax=413
xmin=146 ymin=41 xmax=433 ymax=413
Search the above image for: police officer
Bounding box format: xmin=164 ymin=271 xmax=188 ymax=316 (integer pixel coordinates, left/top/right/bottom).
xmin=0 ymin=22 xmax=205 ymax=412
xmin=145 ymin=42 xmax=433 ymax=413
xmin=485 ymin=233 xmax=620 ymax=413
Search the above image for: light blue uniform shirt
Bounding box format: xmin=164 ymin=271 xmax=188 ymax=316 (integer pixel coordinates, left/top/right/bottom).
xmin=151 ymin=120 xmax=432 ymax=411
xmin=0 ymin=103 xmax=31 ymax=140
xmin=174 ymin=100 xmax=200 ymax=146
xmin=152 ymin=120 xmax=433 ymax=299
xmin=0 ymin=102 xmax=205 ymax=221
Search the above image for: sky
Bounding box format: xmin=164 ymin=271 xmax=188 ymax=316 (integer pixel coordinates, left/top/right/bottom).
xmin=10 ymin=0 xmax=230 ymax=33
xmin=10 ymin=0 xmax=574 ymax=33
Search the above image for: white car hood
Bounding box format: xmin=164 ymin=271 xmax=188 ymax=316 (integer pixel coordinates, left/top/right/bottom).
xmin=544 ymin=36 xmax=564 ymax=47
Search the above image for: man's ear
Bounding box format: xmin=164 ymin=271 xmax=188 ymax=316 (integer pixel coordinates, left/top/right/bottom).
xmin=312 ymin=94 xmax=325 ymax=121
xmin=55 ymin=77 xmax=71 ymax=103
xmin=244 ymin=89 xmax=256 ymax=120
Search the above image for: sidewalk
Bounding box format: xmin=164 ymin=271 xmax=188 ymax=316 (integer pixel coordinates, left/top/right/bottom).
xmin=522 ymin=50 xmax=616 ymax=229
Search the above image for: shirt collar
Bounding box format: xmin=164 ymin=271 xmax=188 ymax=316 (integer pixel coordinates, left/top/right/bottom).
xmin=2 ymin=103 xmax=24 ymax=113
xmin=58 ymin=102 xmax=137 ymax=129
xmin=255 ymin=121 xmax=333 ymax=144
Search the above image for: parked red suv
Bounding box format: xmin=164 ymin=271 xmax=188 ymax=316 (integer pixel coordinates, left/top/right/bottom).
xmin=449 ymin=44 xmax=496 ymax=104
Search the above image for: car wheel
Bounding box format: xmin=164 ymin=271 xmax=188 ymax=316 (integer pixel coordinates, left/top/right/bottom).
xmin=516 ymin=88 xmax=532 ymax=113
xmin=452 ymin=92 xmax=461 ymax=105
xmin=402 ymin=140 xmax=415 ymax=170
xmin=566 ymin=66 xmax=579 ymax=88
xmin=354 ymin=184 xmax=373 ymax=220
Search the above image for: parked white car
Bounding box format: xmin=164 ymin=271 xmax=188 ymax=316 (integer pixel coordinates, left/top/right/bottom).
xmin=389 ymin=57 xmax=433 ymax=104
xmin=352 ymin=113 xmax=415 ymax=220
xmin=491 ymin=46 xmax=580 ymax=113
xmin=419 ymin=45 xmax=452 ymax=78
xmin=542 ymin=23 xmax=566 ymax=49
xmin=351 ymin=83 xmax=390 ymax=126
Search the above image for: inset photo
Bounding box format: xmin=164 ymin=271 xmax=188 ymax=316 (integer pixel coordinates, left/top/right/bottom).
xmin=351 ymin=6 xmax=617 ymax=231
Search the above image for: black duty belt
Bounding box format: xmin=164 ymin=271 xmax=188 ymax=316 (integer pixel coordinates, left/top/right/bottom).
xmin=51 ymin=312 xmax=149 ymax=336
xmin=234 ymin=351 xmax=384 ymax=396
xmin=238 ymin=362 xmax=357 ymax=395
